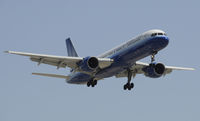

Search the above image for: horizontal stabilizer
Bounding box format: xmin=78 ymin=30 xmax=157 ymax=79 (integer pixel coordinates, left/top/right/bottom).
xmin=32 ymin=72 xmax=70 ymax=80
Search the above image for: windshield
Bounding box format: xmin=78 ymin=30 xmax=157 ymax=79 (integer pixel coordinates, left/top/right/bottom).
xmin=151 ymin=33 xmax=166 ymax=37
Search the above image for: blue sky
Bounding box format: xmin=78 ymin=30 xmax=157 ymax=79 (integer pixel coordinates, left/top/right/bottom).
xmin=1 ymin=0 xmax=199 ymax=121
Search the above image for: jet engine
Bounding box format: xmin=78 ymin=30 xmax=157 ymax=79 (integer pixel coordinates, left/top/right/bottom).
xmin=143 ymin=63 xmax=165 ymax=78
xmin=79 ymin=56 xmax=99 ymax=72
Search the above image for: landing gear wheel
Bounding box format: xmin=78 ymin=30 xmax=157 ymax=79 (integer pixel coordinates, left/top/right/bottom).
xmin=87 ymin=82 xmax=91 ymax=87
xmin=130 ymin=83 xmax=134 ymax=88
xmin=93 ymin=80 xmax=97 ymax=85
xmin=87 ymin=80 xmax=97 ymax=87
xmin=123 ymin=68 xmax=135 ymax=91
xmin=124 ymin=84 xmax=127 ymax=90
xmin=123 ymin=83 xmax=134 ymax=90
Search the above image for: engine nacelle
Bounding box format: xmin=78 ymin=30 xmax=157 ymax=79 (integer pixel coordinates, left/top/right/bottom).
xmin=143 ymin=63 xmax=165 ymax=78
xmin=79 ymin=56 xmax=99 ymax=72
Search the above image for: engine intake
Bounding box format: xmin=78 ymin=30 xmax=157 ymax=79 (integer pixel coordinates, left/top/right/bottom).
xmin=143 ymin=63 xmax=165 ymax=78
xmin=88 ymin=57 xmax=99 ymax=69
xmin=155 ymin=63 xmax=165 ymax=74
xmin=79 ymin=56 xmax=99 ymax=72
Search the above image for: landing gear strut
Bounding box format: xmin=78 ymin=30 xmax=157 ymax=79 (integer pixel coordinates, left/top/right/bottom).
xmin=151 ymin=50 xmax=158 ymax=63
xmin=87 ymin=79 xmax=97 ymax=87
xmin=123 ymin=69 xmax=134 ymax=90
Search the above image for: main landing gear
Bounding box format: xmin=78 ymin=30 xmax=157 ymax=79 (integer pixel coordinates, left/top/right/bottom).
xmin=123 ymin=69 xmax=134 ymax=90
xmin=123 ymin=50 xmax=158 ymax=91
xmin=87 ymin=79 xmax=97 ymax=87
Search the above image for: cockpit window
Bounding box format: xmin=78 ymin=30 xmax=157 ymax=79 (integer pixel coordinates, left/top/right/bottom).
xmin=151 ymin=33 xmax=166 ymax=37
xmin=151 ymin=33 xmax=157 ymax=37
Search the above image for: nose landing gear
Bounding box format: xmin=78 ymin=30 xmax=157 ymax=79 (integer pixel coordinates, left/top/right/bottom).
xmin=151 ymin=50 xmax=157 ymax=63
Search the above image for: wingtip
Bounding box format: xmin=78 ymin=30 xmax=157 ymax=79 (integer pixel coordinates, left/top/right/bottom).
xmin=4 ymin=51 xmax=10 ymax=53
xmin=32 ymin=72 xmax=41 ymax=75
xmin=185 ymin=68 xmax=195 ymax=71
xmin=191 ymin=68 xmax=195 ymax=71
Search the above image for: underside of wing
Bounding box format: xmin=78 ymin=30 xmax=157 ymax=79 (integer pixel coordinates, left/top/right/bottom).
xmin=5 ymin=51 xmax=82 ymax=69
xmin=115 ymin=61 xmax=194 ymax=78
xmin=164 ymin=65 xmax=195 ymax=74
xmin=5 ymin=51 xmax=114 ymax=72
xmin=135 ymin=61 xmax=195 ymax=75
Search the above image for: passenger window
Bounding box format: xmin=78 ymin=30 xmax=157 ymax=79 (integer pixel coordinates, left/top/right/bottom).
xmin=158 ymin=33 xmax=163 ymax=35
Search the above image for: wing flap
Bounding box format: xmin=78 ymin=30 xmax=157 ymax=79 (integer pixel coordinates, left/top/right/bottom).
xmin=30 ymin=57 xmax=67 ymax=68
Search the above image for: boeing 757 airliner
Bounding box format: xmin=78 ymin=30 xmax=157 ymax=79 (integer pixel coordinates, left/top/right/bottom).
xmin=6 ymin=29 xmax=194 ymax=90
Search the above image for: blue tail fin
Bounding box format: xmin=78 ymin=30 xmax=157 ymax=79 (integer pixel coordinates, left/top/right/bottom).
xmin=66 ymin=38 xmax=78 ymax=57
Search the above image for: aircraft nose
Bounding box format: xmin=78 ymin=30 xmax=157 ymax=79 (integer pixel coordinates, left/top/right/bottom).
xmin=163 ymin=36 xmax=169 ymax=45
xmin=155 ymin=36 xmax=169 ymax=48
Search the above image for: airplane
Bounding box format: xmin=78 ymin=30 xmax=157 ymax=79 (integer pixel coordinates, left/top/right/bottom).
xmin=5 ymin=29 xmax=195 ymax=90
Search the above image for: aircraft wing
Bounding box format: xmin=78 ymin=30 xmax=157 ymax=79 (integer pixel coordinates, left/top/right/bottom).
xmin=115 ymin=61 xmax=194 ymax=78
xmin=5 ymin=51 xmax=113 ymax=70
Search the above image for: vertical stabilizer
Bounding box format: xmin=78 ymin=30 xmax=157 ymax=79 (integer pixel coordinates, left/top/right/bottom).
xmin=66 ymin=38 xmax=78 ymax=57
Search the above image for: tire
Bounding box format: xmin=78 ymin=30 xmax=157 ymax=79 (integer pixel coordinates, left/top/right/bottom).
xmin=124 ymin=85 xmax=127 ymax=90
xmin=128 ymin=86 xmax=131 ymax=90
xmin=87 ymin=82 xmax=90 ymax=87
xmin=94 ymin=80 xmax=97 ymax=85
xmin=131 ymin=83 xmax=134 ymax=88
